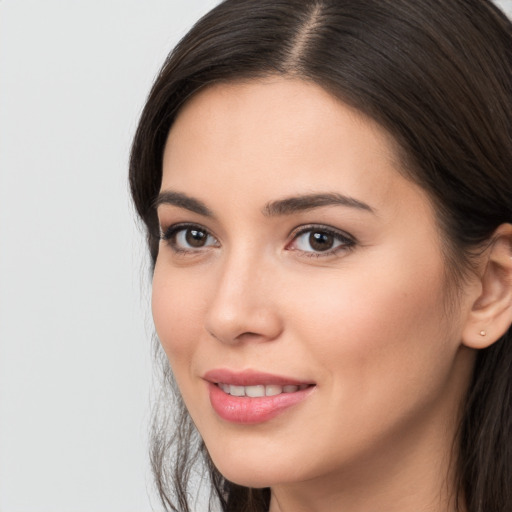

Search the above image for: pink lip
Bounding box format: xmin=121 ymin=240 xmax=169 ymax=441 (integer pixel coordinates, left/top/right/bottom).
xmin=203 ymin=369 xmax=315 ymax=424
xmin=203 ymin=368 xmax=313 ymax=387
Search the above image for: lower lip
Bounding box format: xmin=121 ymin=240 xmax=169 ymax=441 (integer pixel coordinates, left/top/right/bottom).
xmin=207 ymin=382 xmax=314 ymax=424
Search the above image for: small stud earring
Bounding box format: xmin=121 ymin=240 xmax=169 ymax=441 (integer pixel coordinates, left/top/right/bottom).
xmin=479 ymin=330 xmax=487 ymax=336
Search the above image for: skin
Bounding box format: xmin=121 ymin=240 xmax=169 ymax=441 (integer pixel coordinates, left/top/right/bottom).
xmin=152 ymin=78 xmax=482 ymax=512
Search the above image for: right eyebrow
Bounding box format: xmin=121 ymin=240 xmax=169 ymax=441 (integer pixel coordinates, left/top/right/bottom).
xmin=154 ymin=190 xmax=213 ymax=217
xmin=262 ymin=192 xmax=375 ymax=216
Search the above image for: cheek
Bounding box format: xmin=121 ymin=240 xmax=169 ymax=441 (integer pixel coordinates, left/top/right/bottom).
xmin=285 ymin=250 xmax=454 ymax=407
xmin=151 ymin=262 xmax=206 ymax=368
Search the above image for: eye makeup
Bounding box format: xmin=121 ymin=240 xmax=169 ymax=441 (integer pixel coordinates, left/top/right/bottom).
xmin=159 ymin=220 xmax=357 ymax=260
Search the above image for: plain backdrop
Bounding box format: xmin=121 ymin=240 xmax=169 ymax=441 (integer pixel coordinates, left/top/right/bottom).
xmin=0 ymin=1 xmax=218 ymax=511
xmin=0 ymin=1 xmax=511 ymax=511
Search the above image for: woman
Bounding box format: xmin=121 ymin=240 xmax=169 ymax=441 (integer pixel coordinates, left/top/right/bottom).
xmin=129 ymin=1 xmax=512 ymax=511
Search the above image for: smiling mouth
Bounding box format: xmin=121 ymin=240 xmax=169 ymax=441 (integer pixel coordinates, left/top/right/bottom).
xmin=208 ymin=380 xmax=316 ymax=423
xmin=216 ymin=383 xmax=312 ymax=397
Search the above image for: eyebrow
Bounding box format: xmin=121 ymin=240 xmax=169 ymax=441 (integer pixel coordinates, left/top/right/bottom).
xmin=154 ymin=190 xmax=375 ymax=217
xmin=262 ymin=193 xmax=375 ymax=216
xmin=154 ymin=190 xmax=214 ymax=217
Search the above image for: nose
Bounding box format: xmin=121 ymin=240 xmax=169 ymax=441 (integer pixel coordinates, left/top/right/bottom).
xmin=204 ymin=251 xmax=283 ymax=345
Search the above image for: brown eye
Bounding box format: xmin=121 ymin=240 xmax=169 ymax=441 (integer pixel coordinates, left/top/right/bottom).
xmin=162 ymin=224 xmax=219 ymax=251
xmin=309 ymin=231 xmax=334 ymax=251
xmin=289 ymin=226 xmax=355 ymax=256
xmin=185 ymin=228 xmax=208 ymax=247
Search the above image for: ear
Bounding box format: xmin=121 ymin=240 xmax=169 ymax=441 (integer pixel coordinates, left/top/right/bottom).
xmin=462 ymin=223 xmax=512 ymax=349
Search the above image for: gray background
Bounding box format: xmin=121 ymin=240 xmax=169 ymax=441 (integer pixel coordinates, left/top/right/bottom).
xmin=1 ymin=1 xmax=511 ymax=511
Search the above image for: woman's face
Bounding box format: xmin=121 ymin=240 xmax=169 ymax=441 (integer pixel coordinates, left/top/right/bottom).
xmin=152 ymin=78 xmax=475 ymax=491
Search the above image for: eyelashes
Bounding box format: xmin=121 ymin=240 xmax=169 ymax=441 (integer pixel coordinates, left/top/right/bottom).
xmin=160 ymin=222 xmax=356 ymax=258
xmin=286 ymin=225 xmax=355 ymax=256
xmin=160 ymin=223 xmax=219 ymax=253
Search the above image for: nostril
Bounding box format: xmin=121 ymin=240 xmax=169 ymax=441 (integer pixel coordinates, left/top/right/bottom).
xmin=207 ymin=329 xmax=271 ymax=344
xmin=236 ymin=331 xmax=263 ymax=340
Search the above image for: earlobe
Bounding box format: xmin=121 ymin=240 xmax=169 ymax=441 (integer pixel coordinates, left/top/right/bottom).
xmin=462 ymin=223 xmax=512 ymax=349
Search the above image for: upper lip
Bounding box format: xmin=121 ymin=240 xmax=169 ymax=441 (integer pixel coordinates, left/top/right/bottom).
xmin=203 ymin=368 xmax=315 ymax=387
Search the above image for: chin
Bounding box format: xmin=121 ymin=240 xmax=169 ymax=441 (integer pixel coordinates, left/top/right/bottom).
xmin=205 ymin=442 xmax=311 ymax=489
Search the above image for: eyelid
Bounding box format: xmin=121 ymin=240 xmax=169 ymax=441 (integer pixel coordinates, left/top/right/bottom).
xmin=160 ymin=222 xmax=211 ymax=238
xmin=159 ymin=221 xmax=355 ymax=257
xmin=286 ymin=224 xmax=356 ymax=256
xmin=160 ymin=222 xmax=220 ymax=252
xmin=160 ymin=222 xmax=189 ymax=241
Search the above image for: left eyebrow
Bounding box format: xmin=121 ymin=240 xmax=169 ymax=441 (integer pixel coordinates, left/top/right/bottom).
xmin=154 ymin=190 xmax=214 ymax=217
xmin=262 ymin=193 xmax=375 ymax=216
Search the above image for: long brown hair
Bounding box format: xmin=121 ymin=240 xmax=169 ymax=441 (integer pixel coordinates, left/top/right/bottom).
xmin=129 ymin=1 xmax=512 ymax=510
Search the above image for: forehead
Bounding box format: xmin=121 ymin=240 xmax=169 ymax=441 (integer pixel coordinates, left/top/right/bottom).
xmin=161 ymin=77 xmax=423 ymax=216
xmin=166 ymin=78 xmax=397 ymax=162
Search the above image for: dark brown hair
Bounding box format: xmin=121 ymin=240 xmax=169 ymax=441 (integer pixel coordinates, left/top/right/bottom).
xmin=129 ymin=1 xmax=512 ymax=510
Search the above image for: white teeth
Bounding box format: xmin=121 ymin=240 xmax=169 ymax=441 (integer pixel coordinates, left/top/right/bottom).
xmin=245 ymin=385 xmax=265 ymax=397
xmin=229 ymin=385 xmax=245 ymax=397
xmin=265 ymin=385 xmax=282 ymax=396
xmin=218 ymin=383 xmax=308 ymax=396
